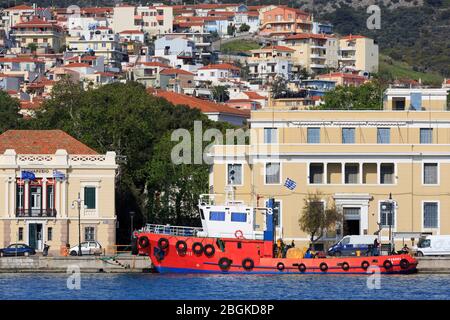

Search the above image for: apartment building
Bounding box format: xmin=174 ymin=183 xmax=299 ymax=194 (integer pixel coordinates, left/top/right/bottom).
xmin=209 ymin=97 xmax=450 ymax=249
xmin=195 ymin=63 xmax=240 ymax=86
xmin=0 ymin=130 xmax=117 ymax=255
xmin=112 ymin=4 xmax=173 ymax=37
xmin=247 ymin=46 xmax=294 ymax=84
xmin=11 ymin=17 xmax=64 ymax=53
xmin=317 ymin=72 xmax=367 ymax=87
xmin=2 ymin=5 xmax=36 ymax=34
xmin=259 ymin=6 xmax=313 ymax=37
xmin=66 ymin=27 xmax=123 ymax=69
xmin=384 ymin=87 xmax=449 ymax=111
xmin=339 ymin=35 xmax=379 ymax=73
xmin=284 ymin=33 xmax=330 ymax=74
xmin=136 ymin=5 xmax=173 ymax=37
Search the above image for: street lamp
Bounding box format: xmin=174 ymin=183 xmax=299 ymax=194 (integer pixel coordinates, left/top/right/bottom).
xmin=130 ymin=211 xmax=135 ymax=240
xmin=71 ymin=192 xmax=85 ymax=256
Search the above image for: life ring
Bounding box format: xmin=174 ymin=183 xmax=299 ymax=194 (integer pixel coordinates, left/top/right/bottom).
xmin=158 ymin=237 xmax=169 ymax=250
xmin=138 ymin=236 xmax=149 ymax=248
xmin=383 ymin=260 xmax=393 ymax=270
xmin=218 ymin=257 xmax=232 ymax=271
xmin=175 ymin=240 xmax=187 ymax=255
xmin=192 ymin=242 xmax=204 ymax=255
xmin=242 ymin=258 xmax=254 ymax=271
xmin=400 ymin=259 xmax=410 ymax=270
xmin=298 ymin=263 xmax=306 ymax=273
xmin=319 ymin=262 xmax=328 ymax=272
xmin=234 ymin=230 xmax=244 ymax=239
xmin=342 ymin=262 xmax=350 ymax=271
xmin=361 ymin=261 xmax=370 ymax=270
xmin=203 ymin=244 xmax=215 ymax=257
xmin=277 ymin=262 xmax=285 ymax=271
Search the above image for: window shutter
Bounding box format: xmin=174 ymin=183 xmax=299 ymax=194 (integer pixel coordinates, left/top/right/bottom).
xmin=84 ymin=187 xmax=96 ymax=209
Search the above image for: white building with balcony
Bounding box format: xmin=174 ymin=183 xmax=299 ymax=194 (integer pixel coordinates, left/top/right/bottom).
xmin=0 ymin=130 xmax=117 ymax=255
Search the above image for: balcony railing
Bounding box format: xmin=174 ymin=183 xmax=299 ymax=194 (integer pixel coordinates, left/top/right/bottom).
xmin=16 ymin=208 xmax=57 ymax=218
xmin=141 ymin=224 xmax=203 ymax=237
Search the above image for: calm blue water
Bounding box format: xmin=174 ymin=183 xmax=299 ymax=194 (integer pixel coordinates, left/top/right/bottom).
xmin=0 ymin=273 xmax=449 ymax=300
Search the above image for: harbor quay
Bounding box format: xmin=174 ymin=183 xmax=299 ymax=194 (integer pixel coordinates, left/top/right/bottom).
xmin=0 ymin=255 xmax=448 ymax=274
xmin=0 ymin=254 xmax=152 ymax=273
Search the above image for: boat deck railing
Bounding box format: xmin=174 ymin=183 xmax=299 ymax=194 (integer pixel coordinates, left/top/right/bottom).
xmin=141 ymin=224 xmax=203 ymax=237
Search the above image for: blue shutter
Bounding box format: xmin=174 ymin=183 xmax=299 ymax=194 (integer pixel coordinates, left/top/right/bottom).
xmin=377 ymin=128 xmax=390 ymax=144
xmin=410 ymin=93 xmax=422 ymax=110
xmin=342 ymin=128 xmax=355 ymax=144
xmin=307 ymin=128 xmax=320 ymax=143
xmin=420 ymin=128 xmax=433 ymax=144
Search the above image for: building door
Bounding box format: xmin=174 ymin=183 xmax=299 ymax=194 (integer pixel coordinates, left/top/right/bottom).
xmin=343 ymin=207 xmax=361 ymax=236
xmin=28 ymin=223 xmax=43 ymax=250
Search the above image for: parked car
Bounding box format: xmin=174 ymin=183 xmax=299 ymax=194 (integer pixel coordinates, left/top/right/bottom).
xmin=69 ymin=241 xmax=102 ymax=256
xmin=0 ymin=244 xmax=36 ymax=257
xmin=414 ymin=235 xmax=450 ymax=256
xmin=328 ymin=235 xmax=378 ymax=257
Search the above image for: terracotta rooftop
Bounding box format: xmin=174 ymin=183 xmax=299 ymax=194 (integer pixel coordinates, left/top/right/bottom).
xmin=5 ymin=5 xmax=34 ymax=11
xmin=285 ymin=33 xmax=330 ymax=40
xmin=160 ymin=68 xmax=194 ymax=76
xmin=342 ymin=34 xmax=367 ymax=40
xmin=0 ymin=130 xmax=98 ymax=155
xmin=243 ymin=91 xmax=267 ymax=100
xmin=256 ymin=45 xmax=295 ymax=52
xmin=317 ymin=72 xmax=366 ymax=80
xmin=198 ymin=63 xmax=240 ymax=71
xmin=149 ymin=90 xmax=250 ymax=117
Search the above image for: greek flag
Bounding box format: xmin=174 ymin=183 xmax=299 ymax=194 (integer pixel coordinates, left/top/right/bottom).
xmin=53 ymin=170 xmax=66 ymax=181
xmin=21 ymin=171 xmax=36 ymax=181
xmin=284 ymin=178 xmax=297 ymax=190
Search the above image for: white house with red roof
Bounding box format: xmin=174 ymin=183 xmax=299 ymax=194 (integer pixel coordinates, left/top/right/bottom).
xmin=0 ymin=130 xmax=117 ymax=255
xmin=150 ymin=89 xmax=249 ymax=126
xmin=195 ymin=63 xmax=241 ymax=86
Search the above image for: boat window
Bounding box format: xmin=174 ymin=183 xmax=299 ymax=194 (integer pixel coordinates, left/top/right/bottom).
xmin=231 ymin=212 xmax=247 ymax=222
xmin=418 ymin=239 xmax=431 ymax=248
xmin=199 ymin=209 xmax=205 ymax=220
xmin=209 ymin=211 xmax=225 ymax=221
xmin=341 ymin=237 xmax=350 ymax=245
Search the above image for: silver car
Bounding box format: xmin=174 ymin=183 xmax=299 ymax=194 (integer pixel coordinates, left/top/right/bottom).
xmin=69 ymin=241 xmax=102 ymax=256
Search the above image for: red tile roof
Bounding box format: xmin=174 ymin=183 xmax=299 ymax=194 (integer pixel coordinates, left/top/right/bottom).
xmin=260 ymin=45 xmax=295 ymax=52
xmin=64 ymin=63 xmax=91 ymax=68
xmin=138 ymin=61 xmax=170 ymax=68
xmin=119 ymin=30 xmax=144 ymax=34
xmin=160 ymin=68 xmax=194 ymax=76
xmin=243 ymin=91 xmax=266 ymax=100
xmin=317 ymin=72 xmax=366 ymax=80
xmin=5 ymin=5 xmax=34 ymax=11
xmin=0 ymin=130 xmax=98 ymax=155
xmin=14 ymin=17 xmax=61 ymax=30
xmin=198 ymin=63 xmax=240 ymax=71
xmin=284 ymin=33 xmax=329 ymax=40
xmin=341 ymin=34 xmax=367 ymax=40
xmin=0 ymin=57 xmax=43 ymax=63
xmin=149 ymin=90 xmax=250 ymax=117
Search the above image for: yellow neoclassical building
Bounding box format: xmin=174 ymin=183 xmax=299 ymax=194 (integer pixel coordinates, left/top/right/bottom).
xmin=209 ymin=98 xmax=450 ymax=249
xmin=0 ymin=130 xmax=117 ymax=255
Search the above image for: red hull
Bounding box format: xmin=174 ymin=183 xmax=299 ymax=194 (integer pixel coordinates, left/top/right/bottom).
xmin=136 ymin=232 xmax=418 ymax=275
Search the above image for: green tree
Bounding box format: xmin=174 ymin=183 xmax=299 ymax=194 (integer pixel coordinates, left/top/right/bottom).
xmin=28 ymin=79 xmax=238 ymax=241
xmin=227 ymin=24 xmax=236 ymax=36
xmin=318 ymin=81 xmax=385 ymax=110
xmin=27 ymin=43 xmax=38 ymax=53
xmin=270 ymin=77 xmax=289 ymax=98
xmin=0 ymin=91 xmax=21 ymax=134
xmin=211 ymin=85 xmax=230 ymax=102
xmin=238 ymin=23 xmax=250 ymax=33
xmin=299 ymin=192 xmax=342 ymax=244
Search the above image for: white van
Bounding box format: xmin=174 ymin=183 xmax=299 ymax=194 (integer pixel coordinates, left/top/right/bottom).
xmin=328 ymin=235 xmax=378 ymax=256
xmin=414 ymin=235 xmax=450 ymax=256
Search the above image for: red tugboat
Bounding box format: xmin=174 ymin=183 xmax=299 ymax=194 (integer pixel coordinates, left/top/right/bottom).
xmin=133 ymin=196 xmax=417 ymax=274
